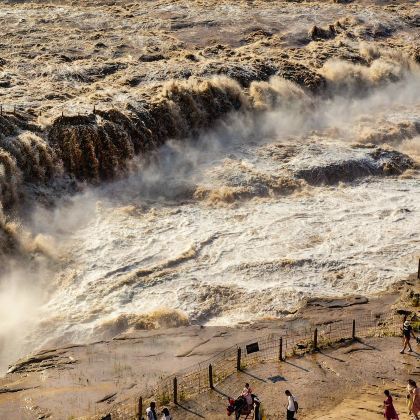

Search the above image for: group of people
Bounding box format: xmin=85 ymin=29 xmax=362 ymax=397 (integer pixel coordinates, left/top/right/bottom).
xmin=145 ymin=402 xmax=171 ymax=420
xmin=241 ymin=384 xmax=298 ymax=419
xmin=145 ymin=379 xmax=416 ymax=420
xmin=240 ymin=380 xmax=418 ymax=420
xmin=383 ymin=380 xmax=420 ymax=420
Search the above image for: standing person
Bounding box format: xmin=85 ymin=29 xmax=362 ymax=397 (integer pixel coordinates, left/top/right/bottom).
xmin=285 ymin=390 xmax=298 ymax=420
xmin=407 ymin=380 xmax=416 ymax=415
xmin=401 ymin=320 xmax=417 ymax=354
xmin=383 ymin=390 xmax=399 ymax=420
xmin=242 ymin=382 xmax=253 ymax=407
xmin=146 ymin=401 xmax=158 ymax=420
xmin=409 ymin=380 xmax=420 ymax=420
xmin=161 ymin=407 xmax=172 ymax=420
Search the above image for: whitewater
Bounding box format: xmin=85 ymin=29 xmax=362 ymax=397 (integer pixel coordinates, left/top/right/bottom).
xmin=0 ymin=64 xmax=418 ymax=374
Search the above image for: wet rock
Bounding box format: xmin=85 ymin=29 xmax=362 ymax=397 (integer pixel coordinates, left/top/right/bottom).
xmin=0 ymin=80 xmax=11 ymax=88
xmin=139 ymin=53 xmax=165 ymax=62
xmin=306 ymin=296 xmax=368 ymax=309
xmin=295 ymin=149 xmax=414 ymax=186
xmin=7 ymin=349 xmax=78 ymax=374
xmin=44 ymin=92 xmax=70 ymax=100
xmin=409 ymin=46 xmax=420 ymax=64
xmin=185 ymin=53 xmax=199 ymax=61
xmin=310 ymin=25 xmax=337 ymax=41
xmin=179 ymin=68 xmax=192 ymax=79
xmin=90 ymin=62 xmax=127 ymax=77
xmin=58 ymin=54 xmax=73 ymax=62
xmin=124 ymin=74 xmax=145 ymax=87
xmin=200 ymin=61 xmax=277 ymax=87
xmin=203 ymin=44 xmax=226 ymax=55
xmin=295 ymin=159 xmax=371 ymax=185
xmin=53 ymin=62 xmax=126 ymax=83
xmin=359 ymin=22 xmax=394 ymax=39
xmin=402 ymin=14 xmax=420 ymax=29
xmin=57 ymin=54 xmax=81 ymax=63
xmin=170 ymin=20 xmax=217 ymax=31
xmin=170 ymin=21 xmax=195 ymax=31
xmin=276 ymin=61 xmax=326 ymax=93
xmin=370 ymin=148 xmax=415 ymax=176
xmin=241 ymin=28 xmax=274 ymax=44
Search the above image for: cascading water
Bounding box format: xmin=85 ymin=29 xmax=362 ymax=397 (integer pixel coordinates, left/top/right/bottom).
xmin=0 ymin=51 xmax=419 ymax=373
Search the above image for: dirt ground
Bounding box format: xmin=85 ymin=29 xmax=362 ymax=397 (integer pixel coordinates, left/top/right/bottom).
xmin=169 ymin=336 xmax=419 ymax=419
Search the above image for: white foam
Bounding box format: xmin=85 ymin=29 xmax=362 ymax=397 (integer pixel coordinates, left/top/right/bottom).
xmin=3 ymin=66 xmax=420 ymax=363
xmin=34 ymin=168 xmax=419 ymax=340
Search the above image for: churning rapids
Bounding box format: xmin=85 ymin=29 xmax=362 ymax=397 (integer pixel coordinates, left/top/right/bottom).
xmin=1 ymin=55 xmax=419 ymax=372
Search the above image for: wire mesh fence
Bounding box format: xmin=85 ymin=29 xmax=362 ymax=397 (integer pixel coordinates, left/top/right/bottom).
xmin=0 ymin=103 xmax=99 ymax=117
xmin=143 ymin=311 xmax=400 ymax=411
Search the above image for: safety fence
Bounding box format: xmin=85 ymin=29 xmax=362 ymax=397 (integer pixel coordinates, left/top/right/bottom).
xmin=0 ymin=104 xmax=98 ymax=117
xmin=0 ymin=104 xmax=41 ymax=117
xmin=134 ymin=312 xmax=400 ymax=415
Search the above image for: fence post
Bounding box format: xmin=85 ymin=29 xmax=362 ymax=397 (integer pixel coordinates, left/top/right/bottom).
xmin=13 ymin=105 xmax=16 ymax=115
xmin=313 ymin=328 xmax=318 ymax=350
xmin=137 ymin=396 xmax=142 ymax=420
xmin=208 ymin=364 xmax=214 ymax=389
xmin=173 ymin=377 xmax=178 ymax=404
xmin=237 ymin=347 xmax=241 ymax=371
xmin=418 ymin=258 xmax=420 ymax=279
xmin=279 ymin=337 xmax=284 ymax=361
xmin=352 ymin=320 xmax=356 ymax=340
xmin=0 ymin=105 xmax=2 ymax=115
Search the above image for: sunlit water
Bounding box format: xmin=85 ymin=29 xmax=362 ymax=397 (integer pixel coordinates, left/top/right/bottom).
xmin=1 ymin=71 xmax=419 ymax=373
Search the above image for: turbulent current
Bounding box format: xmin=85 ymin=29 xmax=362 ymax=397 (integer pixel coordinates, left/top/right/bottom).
xmin=1 ymin=52 xmax=420 ymax=372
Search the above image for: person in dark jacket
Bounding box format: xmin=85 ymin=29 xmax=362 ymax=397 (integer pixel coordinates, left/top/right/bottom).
xmin=146 ymin=401 xmax=158 ymax=420
xmin=401 ymin=320 xmax=417 ymax=354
